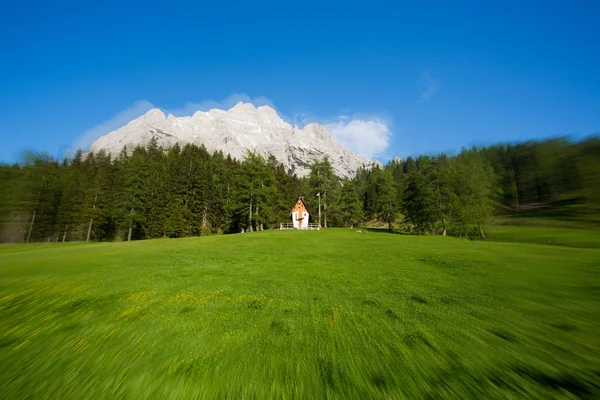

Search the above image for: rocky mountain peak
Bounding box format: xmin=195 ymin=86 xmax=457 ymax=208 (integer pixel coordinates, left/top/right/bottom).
xmin=143 ymin=108 xmax=166 ymax=120
xmin=89 ymin=103 xmax=379 ymax=178
xmin=229 ymin=101 xmax=256 ymax=112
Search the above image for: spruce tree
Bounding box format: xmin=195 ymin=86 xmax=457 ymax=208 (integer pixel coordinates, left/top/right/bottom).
xmin=337 ymin=179 xmax=363 ymax=228
xmin=377 ymin=169 xmax=397 ymax=231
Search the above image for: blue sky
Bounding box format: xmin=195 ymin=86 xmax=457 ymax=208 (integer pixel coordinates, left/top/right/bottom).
xmin=1 ymin=0 xmax=599 ymax=162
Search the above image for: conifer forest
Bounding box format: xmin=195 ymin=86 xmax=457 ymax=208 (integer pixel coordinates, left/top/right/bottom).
xmin=1 ymin=136 xmax=598 ymax=243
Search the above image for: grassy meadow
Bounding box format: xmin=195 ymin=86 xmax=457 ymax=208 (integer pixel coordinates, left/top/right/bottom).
xmin=1 ymin=228 xmax=599 ymax=398
xmin=486 ymin=225 xmax=600 ymax=248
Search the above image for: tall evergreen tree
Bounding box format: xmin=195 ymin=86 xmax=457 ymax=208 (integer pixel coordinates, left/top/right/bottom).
xmin=336 ymin=179 xmax=363 ymax=228
xmin=377 ymin=169 xmax=397 ymax=231
xmin=307 ymin=157 xmax=338 ymax=227
xmin=401 ymin=167 xmax=438 ymax=234
xmin=450 ymin=148 xmax=497 ymax=238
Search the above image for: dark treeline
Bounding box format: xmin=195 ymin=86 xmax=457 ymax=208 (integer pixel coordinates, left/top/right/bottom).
xmin=1 ymin=136 xmax=598 ymax=242
xmin=0 ymin=140 xmax=301 ymax=243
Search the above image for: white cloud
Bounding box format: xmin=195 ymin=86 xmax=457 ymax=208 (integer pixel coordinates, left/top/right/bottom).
xmin=72 ymin=100 xmax=155 ymax=151
xmin=418 ymin=69 xmax=440 ymax=102
xmin=325 ymin=117 xmax=391 ymax=159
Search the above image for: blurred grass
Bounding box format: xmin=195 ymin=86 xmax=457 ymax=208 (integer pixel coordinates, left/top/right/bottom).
xmin=487 ymin=225 xmax=600 ymax=248
xmin=1 ymin=229 xmax=600 ymax=398
xmin=489 ymin=214 xmax=600 ymax=248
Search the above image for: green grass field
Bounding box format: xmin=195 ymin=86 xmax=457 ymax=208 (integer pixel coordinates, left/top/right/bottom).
xmin=486 ymin=225 xmax=600 ymax=248
xmin=1 ymin=228 xmax=600 ymax=398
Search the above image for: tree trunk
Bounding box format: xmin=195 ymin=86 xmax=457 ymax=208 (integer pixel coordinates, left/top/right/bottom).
xmin=442 ymin=217 xmax=447 ymax=236
xmin=87 ymin=190 xmax=99 ymax=242
xmin=257 ymin=202 xmax=263 ymax=231
xmin=62 ymin=224 xmax=67 ymax=242
xmin=255 ymin=202 xmax=260 ymax=231
xmin=26 ymin=209 xmax=36 ymax=243
xmin=535 ymin=179 xmax=541 ymax=211
xmin=128 ymin=207 xmax=134 ymax=242
xmin=477 ymin=221 xmax=485 ymax=239
xmin=318 ymin=193 xmax=322 ymax=228
xmin=202 ymin=203 xmax=208 ymax=229
xmin=86 ymin=218 xmax=93 ymax=242
xmin=511 ymin=169 xmax=520 ymax=213
xmin=324 ymin=190 xmax=328 ymax=228
xmin=259 ymin=181 xmax=264 ymax=231
xmin=248 ymin=195 xmax=253 ymax=232
xmin=388 ymin=219 xmax=393 ymax=232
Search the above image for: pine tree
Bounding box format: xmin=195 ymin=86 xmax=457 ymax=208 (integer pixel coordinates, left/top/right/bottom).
xmin=19 ymin=152 xmax=62 ymax=242
xmin=450 ymin=148 xmax=497 ymax=238
xmin=307 ymin=157 xmax=340 ymax=227
xmin=377 ymin=169 xmax=397 ymax=231
xmin=401 ymin=167 xmax=437 ymax=234
xmin=337 ymin=179 xmax=363 ymax=228
xmin=0 ymin=163 xmax=26 ymax=242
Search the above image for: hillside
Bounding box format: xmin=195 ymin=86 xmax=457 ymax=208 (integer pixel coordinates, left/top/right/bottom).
xmin=1 ymin=229 xmax=599 ymax=398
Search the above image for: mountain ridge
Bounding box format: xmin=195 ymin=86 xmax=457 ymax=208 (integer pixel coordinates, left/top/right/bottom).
xmin=89 ymin=102 xmax=381 ymax=177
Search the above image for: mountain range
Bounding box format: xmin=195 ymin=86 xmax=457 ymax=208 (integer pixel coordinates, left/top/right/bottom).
xmin=89 ymin=102 xmax=381 ymax=177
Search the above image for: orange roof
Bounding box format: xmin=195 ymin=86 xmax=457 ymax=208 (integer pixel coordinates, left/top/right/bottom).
xmin=290 ymin=197 xmax=309 ymax=216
